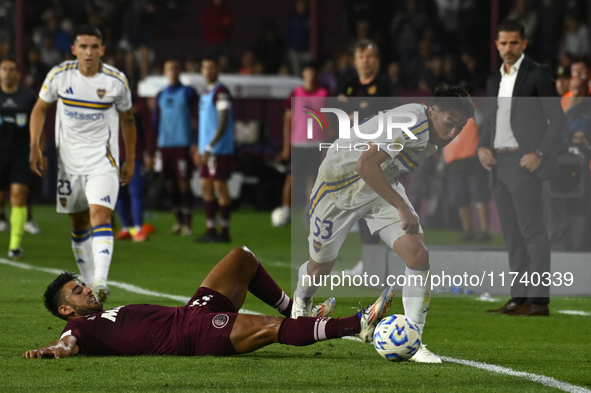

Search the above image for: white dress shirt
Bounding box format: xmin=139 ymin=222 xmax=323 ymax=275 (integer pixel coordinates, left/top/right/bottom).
xmin=494 ymin=54 xmax=525 ymax=149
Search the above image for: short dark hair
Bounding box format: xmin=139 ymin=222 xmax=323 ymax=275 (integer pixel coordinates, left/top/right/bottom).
xmin=0 ymin=56 xmax=20 ymax=70
xmin=431 ymin=84 xmax=475 ymax=120
xmin=302 ymin=60 xmax=320 ymax=73
xmin=44 ymin=271 xmax=78 ymax=321
xmin=498 ymin=19 xmax=526 ymax=40
xmin=72 ymin=25 xmax=103 ymax=44
xmin=353 ymin=39 xmax=379 ymax=57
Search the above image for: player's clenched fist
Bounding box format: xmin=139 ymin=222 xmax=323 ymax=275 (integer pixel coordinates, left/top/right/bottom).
xmin=399 ymin=206 xmax=420 ymax=235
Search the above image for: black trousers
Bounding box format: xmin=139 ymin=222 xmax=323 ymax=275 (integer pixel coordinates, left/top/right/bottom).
xmin=493 ymin=153 xmax=550 ymax=305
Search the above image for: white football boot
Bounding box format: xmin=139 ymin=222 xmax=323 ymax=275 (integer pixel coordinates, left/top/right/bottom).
xmin=408 ymin=344 xmax=442 ymax=363
xmin=94 ymin=279 xmax=111 ymax=303
xmin=291 ymin=295 xmax=336 ymax=318
xmin=358 ymin=286 xmax=395 ymax=343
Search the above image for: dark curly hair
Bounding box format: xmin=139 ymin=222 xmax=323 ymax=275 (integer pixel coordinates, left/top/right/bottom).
xmin=44 ymin=271 xmax=78 ymax=321
xmin=431 ymin=84 xmax=475 ymax=120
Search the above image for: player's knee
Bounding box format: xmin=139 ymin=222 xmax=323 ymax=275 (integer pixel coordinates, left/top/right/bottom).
xmin=408 ymin=247 xmax=429 ymax=270
xmin=232 ymin=246 xmax=259 ymax=269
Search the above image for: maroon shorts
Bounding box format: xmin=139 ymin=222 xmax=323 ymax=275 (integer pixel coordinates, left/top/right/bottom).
xmin=160 ymin=147 xmax=192 ymax=182
xmin=185 ymin=287 xmax=238 ymax=356
xmin=200 ymin=154 xmax=233 ymax=180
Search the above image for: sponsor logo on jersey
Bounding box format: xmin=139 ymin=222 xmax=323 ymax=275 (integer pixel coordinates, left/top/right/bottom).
xmin=2 ymin=98 xmax=17 ymax=107
xmin=367 ymin=85 xmax=377 ymax=95
xmin=64 ymin=108 xmax=105 ymax=121
xmin=99 ymin=249 xmax=110 ymax=254
xmin=16 ymin=113 xmax=27 ymax=128
xmin=212 ymin=314 xmax=230 ymax=329
xmin=42 ymin=84 xmax=48 ymax=91
xmin=97 ymin=88 xmax=106 ymax=99
xmin=76 ymin=258 xmax=84 ymax=263
xmin=59 ymin=197 xmax=67 ymax=207
xmin=313 ymin=239 xmax=323 ymax=253
xmin=100 ymin=195 xmax=111 ymax=203
xmin=63 ymin=87 xmax=74 ymax=94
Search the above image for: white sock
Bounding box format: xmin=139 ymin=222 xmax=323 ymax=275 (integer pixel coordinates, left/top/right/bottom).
xmin=402 ymin=267 xmax=431 ymax=337
xmin=92 ymin=224 xmax=114 ymax=284
xmin=71 ymin=228 xmax=94 ymax=285
xmin=294 ymin=261 xmax=319 ymax=299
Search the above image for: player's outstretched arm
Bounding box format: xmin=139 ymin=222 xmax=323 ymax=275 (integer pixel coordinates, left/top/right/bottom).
xmin=29 ymin=98 xmax=52 ymax=176
xmin=354 ymin=143 xmax=420 ymax=235
xmin=118 ymin=109 xmax=137 ymax=186
xmin=23 ymin=335 xmax=79 ymax=359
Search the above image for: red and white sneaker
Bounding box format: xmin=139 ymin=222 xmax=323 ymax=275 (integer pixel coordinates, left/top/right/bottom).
xmin=115 ymin=230 xmax=132 ymax=240
xmin=132 ymin=229 xmax=149 ymax=242
xmin=358 ymin=286 xmax=395 ymax=343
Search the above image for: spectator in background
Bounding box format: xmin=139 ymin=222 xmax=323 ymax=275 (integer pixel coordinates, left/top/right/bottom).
xmin=443 ymin=118 xmax=491 ymax=242
xmin=545 ymin=118 xmax=591 ymax=251
xmin=0 ymin=0 xmax=14 ymax=58
xmin=334 ymin=50 xmax=356 ymax=93
xmin=154 ymin=60 xmax=199 ymax=236
xmin=440 ymin=55 xmax=466 ymax=87
xmin=39 ymin=34 xmax=62 ymax=68
xmin=238 ymin=51 xmax=257 ymax=75
xmin=561 ymin=12 xmax=590 ymax=58
xmin=460 ymin=50 xmax=486 ymax=91
xmin=202 ymin=0 xmax=233 ymax=54
xmin=274 ymin=61 xmax=328 ymax=226
xmin=193 ymin=55 xmax=235 ymax=243
xmin=536 ymin=0 xmax=566 ymax=63
xmin=556 ymin=66 xmax=571 ymax=110
xmin=252 ymin=21 xmax=285 ymax=75
xmin=389 ymin=0 xmax=429 ymax=77
xmin=387 ymin=61 xmax=403 ymax=94
xmin=506 ymin=0 xmax=538 ymax=47
xmin=23 ymin=47 xmax=50 ymax=92
xmin=286 ymin=0 xmax=311 ymax=77
xmin=317 ymin=58 xmax=337 ymax=96
xmin=115 ymin=97 xmax=157 ymax=242
xmin=184 ymin=54 xmax=200 ymax=73
xmin=120 ymin=0 xmax=156 ymax=84
xmin=564 ymin=75 xmax=591 ymax=139
xmin=433 ymin=0 xmax=478 ymax=53
xmin=42 ymin=10 xmax=71 ymax=56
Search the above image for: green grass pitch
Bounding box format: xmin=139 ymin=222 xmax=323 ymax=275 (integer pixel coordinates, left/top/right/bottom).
xmin=1 ymin=205 xmax=590 ymax=392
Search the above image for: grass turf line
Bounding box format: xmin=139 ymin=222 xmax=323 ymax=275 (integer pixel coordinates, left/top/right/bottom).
xmin=1 ymin=205 xmax=590 ymax=392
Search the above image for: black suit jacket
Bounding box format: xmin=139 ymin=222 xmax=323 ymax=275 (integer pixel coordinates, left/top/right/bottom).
xmin=479 ymin=57 xmax=565 ymax=180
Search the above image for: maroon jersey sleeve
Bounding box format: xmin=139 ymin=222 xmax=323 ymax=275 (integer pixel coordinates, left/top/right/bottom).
xmin=212 ymin=85 xmax=232 ymax=106
xmin=284 ymin=88 xmax=296 ymax=111
xmin=61 ymin=305 xmax=183 ymax=356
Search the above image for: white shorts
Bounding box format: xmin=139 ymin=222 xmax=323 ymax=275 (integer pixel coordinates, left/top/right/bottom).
xmin=56 ymin=169 xmax=120 ymax=214
xmin=308 ymin=180 xmax=423 ymax=263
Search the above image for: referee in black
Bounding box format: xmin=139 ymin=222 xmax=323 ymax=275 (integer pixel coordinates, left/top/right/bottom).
xmin=0 ymin=57 xmax=37 ymax=259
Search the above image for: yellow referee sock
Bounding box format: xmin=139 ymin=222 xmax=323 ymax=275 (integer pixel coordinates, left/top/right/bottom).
xmin=9 ymin=206 xmax=27 ymax=250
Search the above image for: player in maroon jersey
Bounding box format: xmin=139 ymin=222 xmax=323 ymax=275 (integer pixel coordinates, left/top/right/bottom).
xmin=23 ymin=246 xmax=394 ymax=358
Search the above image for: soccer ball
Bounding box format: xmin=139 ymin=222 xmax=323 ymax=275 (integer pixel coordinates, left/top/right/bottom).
xmin=373 ymin=314 xmax=421 ymax=361
xmin=271 ymin=206 xmax=290 ymax=227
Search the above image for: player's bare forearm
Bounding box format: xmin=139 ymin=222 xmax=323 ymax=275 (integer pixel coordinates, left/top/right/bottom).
xmin=282 ymin=110 xmax=292 ymax=158
xmin=355 ymin=144 xmax=420 ymax=235
xmin=355 ymin=145 xmax=409 ymax=211
xmin=23 ymin=336 xmax=79 ymax=359
xmin=29 ymin=99 xmax=52 ymax=176
xmin=119 ymin=109 xmax=137 ymax=162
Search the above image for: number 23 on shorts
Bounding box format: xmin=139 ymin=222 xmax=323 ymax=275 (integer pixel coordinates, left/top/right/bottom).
xmin=312 ymin=217 xmax=333 ymax=240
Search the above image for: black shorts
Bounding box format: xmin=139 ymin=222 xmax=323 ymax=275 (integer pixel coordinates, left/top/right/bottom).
xmin=0 ymin=148 xmax=32 ymax=190
xmin=447 ymin=156 xmax=491 ymax=208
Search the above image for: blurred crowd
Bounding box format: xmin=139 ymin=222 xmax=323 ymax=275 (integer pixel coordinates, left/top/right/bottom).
xmin=0 ymin=0 xmax=590 ymax=249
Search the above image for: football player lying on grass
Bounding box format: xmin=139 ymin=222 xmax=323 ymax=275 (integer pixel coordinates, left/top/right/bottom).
xmin=24 ymin=246 xmax=394 ymax=358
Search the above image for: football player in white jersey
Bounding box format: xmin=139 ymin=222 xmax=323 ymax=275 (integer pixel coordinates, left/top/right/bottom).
xmin=293 ymin=86 xmax=474 ymax=363
xmin=29 ymin=25 xmax=136 ymax=302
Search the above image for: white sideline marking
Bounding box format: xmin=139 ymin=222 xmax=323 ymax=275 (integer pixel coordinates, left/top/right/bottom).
xmin=439 ymin=356 xmax=591 ymax=393
xmin=2 ymin=258 xmax=590 ymax=392
xmin=558 ymin=310 xmax=590 ymax=316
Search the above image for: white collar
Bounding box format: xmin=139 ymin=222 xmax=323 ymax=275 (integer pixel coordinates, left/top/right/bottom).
xmin=500 ymin=54 xmax=525 ymax=77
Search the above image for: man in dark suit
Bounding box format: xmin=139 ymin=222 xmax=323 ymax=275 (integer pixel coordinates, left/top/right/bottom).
xmin=477 ymin=20 xmax=565 ymax=316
